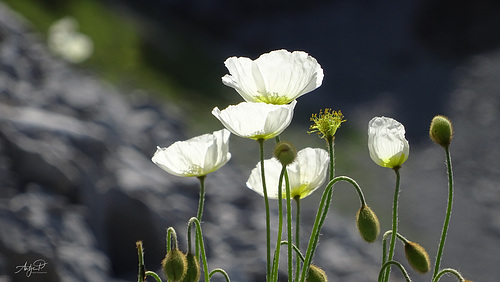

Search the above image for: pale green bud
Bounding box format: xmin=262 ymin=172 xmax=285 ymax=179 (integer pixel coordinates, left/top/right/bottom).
xmin=306 ymin=265 xmax=328 ymax=282
xmin=274 ymin=141 xmax=297 ymax=166
xmin=180 ymin=253 xmax=200 ymax=282
xmin=429 ymin=115 xmax=453 ymax=148
xmin=162 ymin=249 xmax=187 ymax=281
xmin=356 ymin=205 xmax=380 ymax=243
xmin=404 ymin=241 xmax=431 ymax=273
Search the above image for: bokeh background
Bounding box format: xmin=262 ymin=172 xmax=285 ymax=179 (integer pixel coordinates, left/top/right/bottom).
xmin=1 ymin=0 xmax=500 ymax=281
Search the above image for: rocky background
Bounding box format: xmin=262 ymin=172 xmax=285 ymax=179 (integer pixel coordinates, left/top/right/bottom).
xmin=1 ymin=1 xmax=500 ymax=282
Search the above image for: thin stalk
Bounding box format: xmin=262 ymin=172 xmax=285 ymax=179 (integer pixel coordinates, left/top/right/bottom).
xmin=383 ymin=167 xmax=401 ymax=282
xmin=299 ymin=176 xmax=365 ymax=282
xmin=145 ymin=271 xmax=162 ymax=282
xmin=196 ymin=175 xmax=206 ymax=222
xmin=432 ymin=268 xmax=465 ymax=282
xmin=258 ymin=139 xmax=272 ymax=280
xmin=209 ymin=268 xmax=231 ymax=282
xmin=271 ymin=167 xmax=286 ymax=282
xmin=285 ymin=168 xmax=293 ymax=282
xmin=136 ymin=241 xmax=145 ymax=282
xmin=294 ymin=196 xmax=301 ymax=282
xmin=378 ymin=261 xmax=411 ymax=282
xmin=280 ymin=241 xmax=305 ymax=262
xmin=433 ymin=146 xmax=454 ymax=279
xmin=327 ymin=137 xmax=335 ymax=180
xmin=188 ymin=217 xmax=210 ymax=282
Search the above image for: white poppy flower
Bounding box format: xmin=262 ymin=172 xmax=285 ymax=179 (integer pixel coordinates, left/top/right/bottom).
xmin=152 ymin=129 xmax=231 ymax=177
xmin=212 ymin=101 xmax=296 ymax=141
xmin=222 ymin=50 xmax=324 ymax=104
xmin=246 ymin=148 xmax=330 ymax=199
xmin=368 ymin=117 xmax=409 ymax=168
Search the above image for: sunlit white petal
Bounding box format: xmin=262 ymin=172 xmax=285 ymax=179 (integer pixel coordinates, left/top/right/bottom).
xmin=152 ymin=129 xmax=231 ymax=177
xmin=368 ymin=117 xmax=409 ymax=168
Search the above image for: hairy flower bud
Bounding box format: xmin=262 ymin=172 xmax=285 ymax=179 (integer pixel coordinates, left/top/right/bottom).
xmin=180 ymin=253 xmax=200 ymax=282
xmin=356 ymin=205 xmax=380 ymax=243
xmin=429 ymin=115 xmax=453 ymax=148
xmin=162 ymin=249 xmax=187 ymax=281
xmin=404 ymin=241 xmax=431 ymax=273
xmin=274 ymin=141 xmax=297 ymax=166
xmin=306 ymin=265 xmax=328 ymax=282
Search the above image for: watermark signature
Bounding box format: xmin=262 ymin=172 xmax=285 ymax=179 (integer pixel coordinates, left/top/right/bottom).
xmin=15 ymin=259 xmax=48 ymax=277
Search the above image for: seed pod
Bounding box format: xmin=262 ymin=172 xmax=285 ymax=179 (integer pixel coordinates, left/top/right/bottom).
xmin=274 ymin=141 xmax=297 ymax=166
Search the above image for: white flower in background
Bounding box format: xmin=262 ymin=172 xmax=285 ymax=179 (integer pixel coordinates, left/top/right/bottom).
xmin=222 ymin=50 xmax=324 ymax=104
xmin=246 ymin=148 xmax=329 ymax=199
xmin=212 ymin=101 xmax=296 ymax=141
xmin=48 ymin=17 xmax=93 ymax=63
xmin=368 ymin=116 xmax=409 ymax=168
xmin=152 ymin=129 xmax=231 ymax=177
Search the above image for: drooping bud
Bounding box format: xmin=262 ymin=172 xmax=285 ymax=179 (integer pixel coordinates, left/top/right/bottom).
xmin=162 ymin=249 xmax=187 ymax=281
xmin=274 ymin=141 xmax=297 ymax=166
xmin=181 ymin=253 xmax=200 ymax=282
xmin=356 ymin=205 xmax=380 ymax=243
xmin=404 ymin=241 xmax=431 ymax=273
xmin=429 ymin=115 xmax=453 ymax=148
xmin=306 ymin=265 xmax=328 ymax=282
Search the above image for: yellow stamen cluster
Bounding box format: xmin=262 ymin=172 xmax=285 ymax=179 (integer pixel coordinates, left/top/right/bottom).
xmin=308 ymin=108 xmax=346 ymax=140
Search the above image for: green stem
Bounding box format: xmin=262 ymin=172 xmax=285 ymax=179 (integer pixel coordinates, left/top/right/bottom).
xmin=280 ymin=241 xmax=305 ymax=262
xmin=285 ymin=167 xmax=293 ymax=282
xmin=196 ymin=175 xmax=206 ymax=222
xmin=299 ymin=176 xmax=365 ymax=282
xmin=378 ymin=261 xmax=411 ymax=282
xmin=433 ymin=146 xmax=454 ymax=279
xmin=166 ymin=227 xmax=178 ymax=251
xmin=327 ymin=137 xmax=335 ymax=180
xmin=145 ymin=271 xmax=163 ymax=282
xmin=258 ymin=139 xmax=272 ymax=280
xmin=188 ymin=217 xmax=210 ymax=282
xmin=136 ymin=241 xmax=145 ymax=282
xmin=271 ymin=167 xmax=286 ymax=282
xmin=209 ymin=268 xmax=231 ymax=282
xmin=383 ymin=167 xmax=401 ymax=282
xmin=294 ymin=196 xmax=301 ymax=282
xmin=432 ymin=268 xmax=465 ymax=282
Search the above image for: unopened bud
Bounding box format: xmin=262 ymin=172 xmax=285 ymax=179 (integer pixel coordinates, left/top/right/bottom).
xmin=274 ymin=141 xmax=297 ymax=166
xmin=429 ymin=115 xmax=453 ymax=148
xmin=356 ymin=205 xmax=380 ymax=243
xmin=404 ymin=241 xmax=430 ymax=273
xmin=162 ymin=249 xmax=187 ymax=281
xmin=306 ymin=265 xmax=328 ymax=282
xmin=181 ymin=253 xmax=200 ymax=282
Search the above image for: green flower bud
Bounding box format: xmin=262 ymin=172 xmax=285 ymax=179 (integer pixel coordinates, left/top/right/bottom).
xmin=274 ymin=141 xmax=297 ymax=166
xmin=404 ymin=241 xmax=431 ymax=274
xmin=429 ymin=115 xmax=453 ymax=148
xmin=180 ymin=253 xmax=200 ymax=282
xmin=306 ymin=265 xmax=328 ymax=282
xmin=162 ymin=249 xmax=187 ymax=281
xmin=356 ymin=205 xmax=380 ymax=243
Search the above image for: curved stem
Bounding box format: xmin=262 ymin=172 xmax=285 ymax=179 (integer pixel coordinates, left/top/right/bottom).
xmin=196 ymin=175 xmax=206 ymax=222
xmin=271 ymin=167 xmax=286 ymax=282
xmin=167 ymin=227 xmax=178 ymax=251
xmin=299 ymin=176 xmax=365 ymax=282
xmin=432 ymin=268 xmax=465 ymax=282
xmin=145 ymin=271 xmax=163 ymax=282
xmin=382 ymin=230 xmax=409 ymax=267
xmin=378 ymin=261 xmax=411 ymax=282
xmin=188 ymin=217 xmax=210 ymax=282
xmin=383 ymin=167 xmax=401 ymax=282
xmin=433 ymin=146 xmax=454 ymax=279
xmin=258 ymin=139 xmax=272 ymax=280
xmin=280 ymin=241 xmax=305 ymax=262
xmin=209 ymin=268 xmax=231 ymax=282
